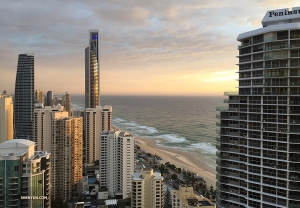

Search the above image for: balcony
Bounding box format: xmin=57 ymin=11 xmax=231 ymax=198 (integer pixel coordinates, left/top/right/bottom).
xmin=265 ymin=45 xmax=289 ymax=51
xmin=289 ymin=185 xmax=300 ymax=190
xmin=224 ymin=91 xmax=239 ymax=96
xmin=216 ymin=106 xmax=229 ymax=111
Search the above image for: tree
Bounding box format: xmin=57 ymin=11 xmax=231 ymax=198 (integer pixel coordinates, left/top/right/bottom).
xmin=164 ymin=187 xmax=172 ymax=208
xmin=159 ymin=164 xmax=165 ymax=174
xmin=182 ymin=168 xmax=187 ymax=177
xmin=209 ymin=185 xmax=214 ymax=194
xmin=205 ymin=191 xmax=210 ymax=199
xmin=177 ymin=167 xmax=181 ymax=173
xmin=171 ymin=174 xmax=178 ymax=181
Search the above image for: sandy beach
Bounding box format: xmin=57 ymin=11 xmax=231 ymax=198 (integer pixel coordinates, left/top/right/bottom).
xmin=135 ymin=137 xmax=217 ymax=187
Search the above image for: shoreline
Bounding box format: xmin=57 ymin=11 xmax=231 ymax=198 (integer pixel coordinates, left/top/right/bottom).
xmin=135 ymin=137 xmax=217 ymax=187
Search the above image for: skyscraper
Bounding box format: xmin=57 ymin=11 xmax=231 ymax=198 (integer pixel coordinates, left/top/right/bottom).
xmin=35 ymin=89 xmax=44 ymax=104
xmin=64 ymin=92 xmax=72 ymax=116
xmin=85 ymin=105 xmax=112 ymax=166
xmin=14 ymin=53 xmax=34 ymax=140
xmin=216 ymin=7 xmax=300 ymax=208
xmin=33 ymin=105 xmax=68 ymax=152
xmin=46 ymin=91 xmax=53 ymax=107
xmin=99 ymin=130 xmax=135 ymax=199
xmin=0 ymin=139 xmax=51 ymax=208
xmin=51 ymin=117 xmax=83 ymax=201
xmin=0 ymin=90 xmax=13 ymax=143
xmin=85 ymin=29 xmax=99 ymax=108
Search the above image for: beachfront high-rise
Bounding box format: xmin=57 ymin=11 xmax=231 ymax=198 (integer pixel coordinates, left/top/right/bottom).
xmin=85 ymin=105 xmax=112 ymax=166
xmin=51 ymin=116 xmax=83 ymax=201
xmin=33 ymin=105 xmax=68 ymax=152
xmin=131 ymin=168 xmax=164 ymax=208
xmin=216 ymin=7 xmax=300 ymax=208
xmin=64 ymin=92 xmax=72 ymax=116
xmin=14 ymin=53 xmax=34 ymax=140
xmin=99 ymin=130 xmax=135 ymax=199
xmin=85 ymin=29 xmax=99 ymax=108
xmin=0 ymin=90 xmax=13 ymax=143
xmin=0 ymin=139 xmax=51 ymax=208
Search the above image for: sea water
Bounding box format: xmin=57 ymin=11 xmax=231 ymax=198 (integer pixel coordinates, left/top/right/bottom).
xmin=72 ymin=96 xmax=224 ymax=169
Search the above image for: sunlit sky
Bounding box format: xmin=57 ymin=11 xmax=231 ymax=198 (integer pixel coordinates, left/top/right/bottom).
xmin=1 ymin=0 xmax=300 ymax=96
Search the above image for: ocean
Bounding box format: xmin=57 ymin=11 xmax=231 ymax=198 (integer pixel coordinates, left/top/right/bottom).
xmin=72 ymin=96 xmax=224 ymax=169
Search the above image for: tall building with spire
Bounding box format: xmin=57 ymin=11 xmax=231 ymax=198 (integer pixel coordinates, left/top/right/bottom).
xmin=85 ymin=29 xmax=99 ymax=108
xmin=216 ymin=7 xmax=300 ymax=208
xmin=14 ymin=53 xmax=34 ymax=140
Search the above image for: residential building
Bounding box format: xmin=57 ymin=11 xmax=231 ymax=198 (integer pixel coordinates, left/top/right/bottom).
xmin=131 ymin=168 xmax=164 ymax=208
xmin=99 ymin=130 xmax=135 ymax=199
xmin=216 ymin=7 xmax=300 ymax=208
xmin=14 ymin=53 xmax=34 ymax=140
xmin=85 ymin=105 xmax=112 ymax=165
xmin=85 ymin=29 xmax=100 ymax=108
xmin=0 ymin=139 xmax=51 ymax=208
xmin=0 ymin=90 xmax=13 ymax=143
xmin=63 ymin=92 xmax=72 ymax=116
xmin=51 ymin=116 xmax=82 ymax=201
xmin=46 ymin=91 xmax=53 ymax=107
xmin=172 ymin=185 xmax=215 ymax=208
xmin=35 ymin=90 xmax=44 ymax=104
xmin=33 ymin=105 xmax=68 ymax=152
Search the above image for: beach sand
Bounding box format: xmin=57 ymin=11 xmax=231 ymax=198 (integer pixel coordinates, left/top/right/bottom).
xmin=135 ymin=137 xmax=217 ymax=187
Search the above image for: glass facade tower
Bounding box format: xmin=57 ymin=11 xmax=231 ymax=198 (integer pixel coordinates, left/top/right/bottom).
xmin=216 ymin=7 xmax=300 ymax=208
xmin=85 ymin=30 xmax=99 ymax=108
xmin=14 ymin=54 xmax=34 ymax=140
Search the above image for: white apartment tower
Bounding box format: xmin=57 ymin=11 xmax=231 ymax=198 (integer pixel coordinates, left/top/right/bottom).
xmin=99 ymin=130 xmax=135 ymax=199
xmin=216 ymin=7 xmax=300 ymax=208
xmin=33 ymin=105 xmax=68 ymax=152
xmin=131 ymin=168 xmax=164 ymax=208
xmin=51 ymin=117 xmax=83 ymax=201
xmin=0 ymin=139 xmax=51 ymax=208
xmin=0 ymin=90 xmax=13 ymax=143
xmin=85 ymin=105 xmax=112 ymax=165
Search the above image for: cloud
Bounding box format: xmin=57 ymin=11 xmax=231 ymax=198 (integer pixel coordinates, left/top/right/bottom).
xmin=0 ymin=0 xmax=298 ymax=96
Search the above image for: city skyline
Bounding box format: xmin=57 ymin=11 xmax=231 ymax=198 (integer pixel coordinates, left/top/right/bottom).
xmin=1 ymin=1 xmax=300 ymax=96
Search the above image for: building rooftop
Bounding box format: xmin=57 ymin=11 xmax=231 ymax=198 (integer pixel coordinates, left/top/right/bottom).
xmin=0 ymin=139 xmax=34 ymax=148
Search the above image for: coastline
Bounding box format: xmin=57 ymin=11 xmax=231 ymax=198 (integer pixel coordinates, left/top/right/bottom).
xmin=135 ymin=137 xmax=217 ymax=187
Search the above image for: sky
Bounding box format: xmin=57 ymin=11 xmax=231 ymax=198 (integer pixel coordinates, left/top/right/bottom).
xmin=1 ymin=0 xmax=300 ymax=96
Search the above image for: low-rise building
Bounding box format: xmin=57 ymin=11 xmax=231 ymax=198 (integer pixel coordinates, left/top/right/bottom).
xmin=172 ymin=185 xmax=215 ymax=208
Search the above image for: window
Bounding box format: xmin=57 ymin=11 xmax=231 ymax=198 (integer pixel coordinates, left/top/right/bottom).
xmin=14 ymin=166 xmax=19 ymax=171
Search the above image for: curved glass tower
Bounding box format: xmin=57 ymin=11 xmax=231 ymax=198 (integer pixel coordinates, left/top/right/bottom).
xmin=216 ymin=7 xmax=300 ymax=208
xmin=85 ymin=30 xmax=99 ymax=108
xmin=14 ymin=53 xmax=34 ymax=140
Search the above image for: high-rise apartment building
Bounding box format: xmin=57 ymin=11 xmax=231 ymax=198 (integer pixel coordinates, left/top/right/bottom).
xmin=63 ymin=92 xmax=72 ymax=116
xmin=0 ymin=139 xmax=51 ymax=208
xmin=85 ymin=29 xmax=100 ymax=108
xmin=85 ymin=105 xmax=112 ymax=165
xmin=216 ymin=7 xmax=300 ymax=208
xmin=46 ymin=91 xmax=53 ymax=107
xmin=0 ymin=90 xmax=13 ymax=143
xmin=51 ymin=117 xmax=83 ymax=201
xmin=99 ymin=130 xmax=135 ymax=199
xmin=14 ymin=53 xmax=34 ymax=140
xmin=33 ymin=105 xmax=68 ymax=152
xmin=131 ymin=168 xmax=164 ymax=208
xmin=35 ymin=90 xmax=44 ymax=104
